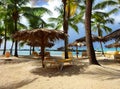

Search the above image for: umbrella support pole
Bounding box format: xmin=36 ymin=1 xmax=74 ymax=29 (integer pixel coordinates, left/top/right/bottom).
xmin=41 ymin=46 xmax=45 ymax=68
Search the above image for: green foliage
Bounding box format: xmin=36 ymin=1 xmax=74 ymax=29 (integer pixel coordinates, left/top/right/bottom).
xmin=93 ymin=1 xmax=117 ymax=10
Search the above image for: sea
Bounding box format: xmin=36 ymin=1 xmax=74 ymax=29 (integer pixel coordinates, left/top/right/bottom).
xmin=0 ymin=47 xmax=120 ymax=56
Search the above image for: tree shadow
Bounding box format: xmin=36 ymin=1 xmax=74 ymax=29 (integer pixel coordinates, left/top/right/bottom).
xmin=98 ymin=59 xmax=120 ymax=65
xmin=30 ymin=64 xmax=89 ymax=77
xmin=0 ymin=78 xmax=38 ymax=89
xmin=83 ymin=65 xmax=120 ymax=80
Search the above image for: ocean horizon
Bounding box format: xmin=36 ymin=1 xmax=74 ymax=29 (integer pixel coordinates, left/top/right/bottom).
xmin=0 ymin=47 xmax=120 ymax=56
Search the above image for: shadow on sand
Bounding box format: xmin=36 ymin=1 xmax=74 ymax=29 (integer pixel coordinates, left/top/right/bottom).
xmin=30 ymin=64 xmax=89 ymax=77
xmin=0 ymin=78 xmax=37 ymax=89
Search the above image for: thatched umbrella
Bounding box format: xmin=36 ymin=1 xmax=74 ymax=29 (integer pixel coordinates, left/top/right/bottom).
xmin=27 ymin=41 xmax=54 ymax=48
xmin=57 ymin=47 xmax=65 ymax=51
xmin=68 ymin=41 xmax=86 ymax=58
xmin=75 ymin=36 xmax=106 ymax=56
xmin=102 ymin=29 xmax=120 ymax=42
xmin=13 ymin=28 xmax=67 ymax=68
xmin=68 ymin=41 xmax=86 ymax=47
xmin=76 ymin=36 xmax=103 ymax=42
xmin=105 ymin=42 xmax=120 ymax=50
xmin=27 ymin=41 xmax=54 ymax=54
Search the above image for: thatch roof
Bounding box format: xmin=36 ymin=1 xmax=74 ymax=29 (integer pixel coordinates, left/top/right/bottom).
xmin=76 ymin=36 xmax=103 ymax=42
xmin=102 ymin=29 xmax=120 ymax=42
xmin=27 ymin=41 xmax=54 ymax=48
xmin=105 ymin=42 xmax=120 ymax=48
xmin=68 ymin=41 xmax=86 ymax=47
xmin=12 ymin=28 xmax=66 ymax=68
xmin=13 ymin=28 xmax=66 ymax=43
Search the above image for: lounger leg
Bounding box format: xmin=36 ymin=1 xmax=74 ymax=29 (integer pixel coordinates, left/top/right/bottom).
xmin=59 ymin=63 xmax=64 ymax=71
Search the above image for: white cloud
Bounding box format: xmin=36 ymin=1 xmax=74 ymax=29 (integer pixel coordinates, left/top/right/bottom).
xmin=42 ymin=0 xmax=62 ymax=21
xmin=110 ymin=14 xmax=120 ymax=24
xmin=20 ymin=16 xmax=29 ymax=27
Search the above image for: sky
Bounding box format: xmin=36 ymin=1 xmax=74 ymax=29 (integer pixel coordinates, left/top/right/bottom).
xmin=1 ymin=0 xmax=120 ymax=51
xmin=30 ymin=0 xmax=120 ymax=50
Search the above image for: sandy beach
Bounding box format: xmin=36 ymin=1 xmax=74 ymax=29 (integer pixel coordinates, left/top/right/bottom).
xmin=0 ymin=55 xmax=120 ymax=89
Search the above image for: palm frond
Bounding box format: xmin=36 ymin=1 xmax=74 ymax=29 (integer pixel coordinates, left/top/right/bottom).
xmin=93 ymin=1 xmax=117 ymax=10
xmin=69 ymin=23 xmax=79 ymax=33
xmin=108 ymin=8 xmax=118 ymax=15
xmin=102 ymin=25 xmax=112 ymax=34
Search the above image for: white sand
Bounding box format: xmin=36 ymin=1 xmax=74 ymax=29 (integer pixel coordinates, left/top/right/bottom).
xmin=0 ymin=56 xmax=120 ymax=89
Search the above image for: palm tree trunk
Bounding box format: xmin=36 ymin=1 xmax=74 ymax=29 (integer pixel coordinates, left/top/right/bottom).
xmin=99 ymin=41 xmax=105 ymax=56
xmin=32 ymin=46 xmax=35 ymax=52
xmin=30 ymin=46 xmax=32 ymax=55
xmin=85 ymin=0 xmax=99 ymax=65
xmin=10 ymin=40 xmax=14 ymax=55
xmin=3 ymin=29 xmax=7 ymax=55
xmin=14 ymin=40 xmax=18 ymax=57
xmin=13 ymin=1 xmax=18 ymax=57
xmin=97 ymin=25 xmax=105 ymax=56
xmin=41 ymin=45 xmax=45 ymax=68
xmin=14 ymin=20 xmax=18 ymax=57
xmin=63 ymin=0 xmax=68 ymax=58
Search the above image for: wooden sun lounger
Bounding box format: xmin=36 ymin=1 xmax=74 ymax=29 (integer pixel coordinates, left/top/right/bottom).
xmin=44 ymin=52 xmax=75 ymax=71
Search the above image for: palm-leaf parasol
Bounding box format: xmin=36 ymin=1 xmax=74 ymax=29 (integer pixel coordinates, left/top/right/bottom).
xmin=13 ymin=28 xmax=67 ymax=68
xmin=102 ymin=29 xmax=120 ymax=42
xmin=76 ymin=36 xmax=103 ymax=42
xmin=105 ymin=42 xmax=120 ymax=48
xmin=68 ymin=41 xmax=86 ymax=58
xmin=27 ymin=41 xmax=54 ymax=48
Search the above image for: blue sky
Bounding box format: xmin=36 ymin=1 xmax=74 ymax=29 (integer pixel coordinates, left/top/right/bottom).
xmin=1 ymin=0 xmax=120 ymax=51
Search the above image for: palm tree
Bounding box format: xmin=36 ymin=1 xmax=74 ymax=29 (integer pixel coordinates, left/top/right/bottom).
xmin=11 ymin=0 xmax=29 ymax=57
xmin=73 ymin=0 xmax=117 ymax=57
xmin=49 ymin=5 xmax=79 ymax=32
xmin=62 ymin=0 xmax=79 ymax=58
xmin=23 ymin=6 xmax=53 ymax=54
xmin=85 ymin=0 xmax=99 ymax=65
xmin=0 ymin=2 xmax=14 ymax=55
xmin=23 ymin=7 xmax=53 ymax=29
xmin=1 ymin=0 xmax=28 ymax=56
xmin=91 ymin=11 xmax=114 ymax=56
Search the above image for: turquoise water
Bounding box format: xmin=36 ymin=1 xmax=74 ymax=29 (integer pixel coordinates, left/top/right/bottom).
xmin=0 ymin=47 xmax=120 ymax=56
xmin=0 ymin=50 xmax=81 ymax=56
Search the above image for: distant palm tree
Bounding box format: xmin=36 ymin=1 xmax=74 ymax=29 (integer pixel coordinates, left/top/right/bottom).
xmin=3 ymin=0 xmax=29 ymax=57
xmin=91 ymin=11 xmax=114 ymax=56
xmin=0 ymin=1 xmax=15 ymax=55
xmin=0 ymin=0 xmax=28 ymax=56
